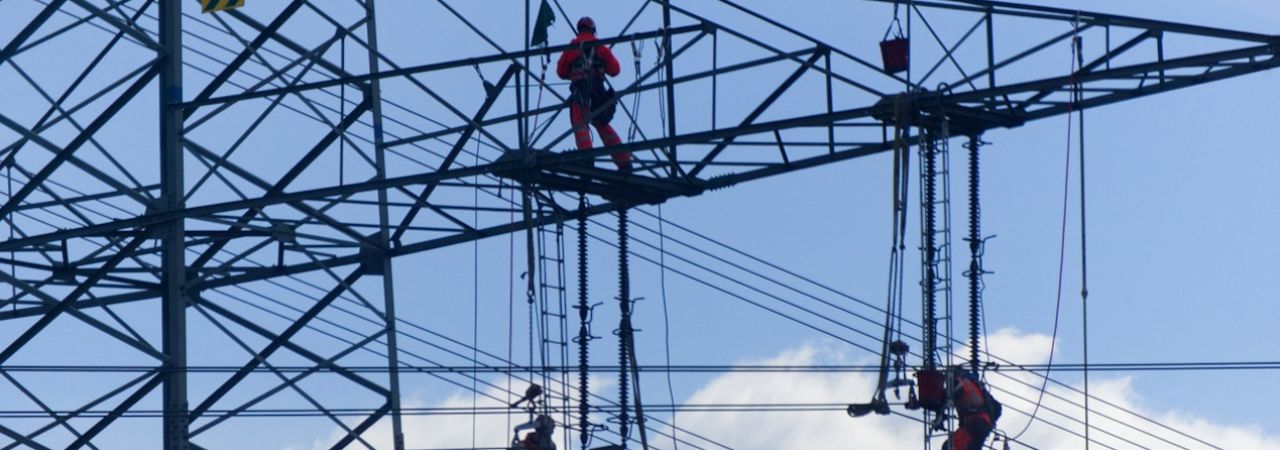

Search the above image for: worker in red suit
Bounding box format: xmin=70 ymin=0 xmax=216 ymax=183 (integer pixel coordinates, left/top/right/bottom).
xmin=556 ymin=16 xmax=632 ymax=170
xmin=942 ymin=367 xmax=997 ymax=450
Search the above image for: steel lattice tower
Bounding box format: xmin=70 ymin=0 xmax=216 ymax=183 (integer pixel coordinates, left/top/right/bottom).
xmin=0 ymin=1 xmax=1276 ymax=448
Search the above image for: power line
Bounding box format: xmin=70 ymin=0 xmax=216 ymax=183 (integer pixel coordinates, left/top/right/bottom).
xmin=608 ymin=209 xmax=1221 ymax=448
xmin=0 ymin=361 xmax=1276 ymax=373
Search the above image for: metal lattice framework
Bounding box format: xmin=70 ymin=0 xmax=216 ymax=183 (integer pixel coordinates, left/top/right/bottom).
xmin=0 ymin=0 xmax=1276 ymax=448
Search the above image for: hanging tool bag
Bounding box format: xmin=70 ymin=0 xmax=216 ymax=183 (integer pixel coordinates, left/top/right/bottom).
xmin=915 ymin=369 xmax=946 ymax=411
xmin=879 ymin=13 xmax=909 ymax=73
xmin=880 ymin=38 xmax=909 ymax=73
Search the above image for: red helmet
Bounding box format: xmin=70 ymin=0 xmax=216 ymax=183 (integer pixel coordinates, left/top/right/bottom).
xmin=577 ymin=16 xmax=596 ymax=33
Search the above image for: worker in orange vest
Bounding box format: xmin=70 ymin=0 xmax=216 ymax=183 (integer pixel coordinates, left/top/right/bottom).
xmin=942 ymin=366 xmax=998 ymax=450
xmin=556 ymin=16 xmax=632 ymax=171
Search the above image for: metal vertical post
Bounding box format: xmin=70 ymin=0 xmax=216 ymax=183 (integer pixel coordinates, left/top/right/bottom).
xmin=985 ymin=9 xmax=995 ymax=89
xmin=906 ymin=0 xmax=913 ymax=90
xmin=824 ymin=52 xmax=834 ymax=155
xmin=364 ymin=1 xmax=405 ymax=448
xmin=1156 ymin=33 xmax=1165 ymax=84
xmin=661 ymin=0 xmax=677 ymax=171
xmin=159 ymin=1 xmax=187 ymax=448
xmin=523 ymin=0 xmax=530 ymax=148
xmin=711 ymin=30 xmax=718 ymax=131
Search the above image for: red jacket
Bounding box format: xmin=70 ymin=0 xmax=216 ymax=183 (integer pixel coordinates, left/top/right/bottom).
xmin=953 ymin=377 xmax=990 ymax=420
xmin=556 ymin=32 xmax=621 ymax=81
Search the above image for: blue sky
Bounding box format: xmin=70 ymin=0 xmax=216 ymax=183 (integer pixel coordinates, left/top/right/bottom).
xmin=1 ymin=1 xmax=1278 ymax=449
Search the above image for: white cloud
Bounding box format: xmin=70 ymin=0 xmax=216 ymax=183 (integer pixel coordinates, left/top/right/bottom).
xmin=674 ymin=344 xmax=918 ymax=449
xmin=969 ymin=329 xmax=1280 ymax=450
xmin=298 ymin=330 xmax=1280 ymax=449
xmin=673 ymin=329 xmax=1280 ymax=450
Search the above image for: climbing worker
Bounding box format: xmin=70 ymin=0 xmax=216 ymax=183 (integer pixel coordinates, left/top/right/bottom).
xmin=511 ymin=414 xmax=557 ymax=450
xmin=942 ymin=366 xmax=999 ymax=450
xmin=556 ymin=16 xmax=632 ymax=171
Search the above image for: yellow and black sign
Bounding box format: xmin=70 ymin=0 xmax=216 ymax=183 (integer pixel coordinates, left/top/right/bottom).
xmin=200 ymin=0 xmax=245 ymax=14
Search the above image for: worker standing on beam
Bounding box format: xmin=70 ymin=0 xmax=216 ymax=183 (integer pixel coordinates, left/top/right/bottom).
xmin=556 ymin=16 xmax=632 ymax=171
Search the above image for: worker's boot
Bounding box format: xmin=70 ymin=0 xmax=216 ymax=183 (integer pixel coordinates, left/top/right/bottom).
xmin=611 ymin=151 xmax=633 ymax=172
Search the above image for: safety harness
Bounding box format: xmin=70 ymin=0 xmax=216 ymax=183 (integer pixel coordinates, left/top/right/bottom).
xmin=570 ymin=40 xmax=617 ymax=123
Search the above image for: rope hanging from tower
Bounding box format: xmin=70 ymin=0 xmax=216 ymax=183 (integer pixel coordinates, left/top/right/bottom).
xmin=851 ymin=93 xmax=914 ymax=419
xmin=1011 ymin=19 xmax=1085 ymax=445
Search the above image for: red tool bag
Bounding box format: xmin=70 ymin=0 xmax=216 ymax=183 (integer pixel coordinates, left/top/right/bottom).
xmin=879 ymin=10 xmax=909 ymax=74
xmin=880 ymin=37 xmax=910 ymax=73
xmin=916 ymin=369 xmax=945 ymax=410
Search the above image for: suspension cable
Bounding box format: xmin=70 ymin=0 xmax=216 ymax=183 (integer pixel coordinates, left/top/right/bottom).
xmin=530 ymin=49 xmax=552 ymax=140
xmin=523 ymin=185 xmax=538 ymax=391
xmin=1011 ymin=30 xmax=1081 ymax=443
xmin=627 ymin=40 xmax=644 ymax=142
xmin=658 ymin=204 xmax=680 ymax=450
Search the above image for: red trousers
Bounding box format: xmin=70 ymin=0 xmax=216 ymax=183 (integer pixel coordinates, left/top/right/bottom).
xmin=570 ymin=102 xmax=631 ymax=169
xmin=945 ymin=414 xmax=992 ymax=450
